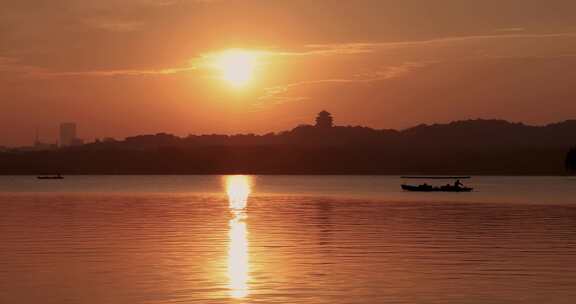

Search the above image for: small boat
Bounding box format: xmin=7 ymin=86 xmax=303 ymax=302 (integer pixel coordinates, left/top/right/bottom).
xmin=37 ymin=174 xmax=64 ymax=180
xmin=400 ymin=176 xmax=473 ymax=192
xmin=401 ymin=184 xmax=473 ymax=192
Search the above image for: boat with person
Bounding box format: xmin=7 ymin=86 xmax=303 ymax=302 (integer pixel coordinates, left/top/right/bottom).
xmin=37 ymin=174 xmax=64 ymax=180
xmin=401 ymin=176 xmax=473 ymax=192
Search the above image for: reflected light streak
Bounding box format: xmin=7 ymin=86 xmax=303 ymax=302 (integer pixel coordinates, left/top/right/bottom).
xmin=224 ymin=175 xmax=252 ymax=299
xmin=226 ymin=175 xmax=252 ymax=211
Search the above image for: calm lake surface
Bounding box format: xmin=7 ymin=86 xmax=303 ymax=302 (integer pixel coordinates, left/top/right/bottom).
xmin=1 ymin=175 xmax=576 ymax=303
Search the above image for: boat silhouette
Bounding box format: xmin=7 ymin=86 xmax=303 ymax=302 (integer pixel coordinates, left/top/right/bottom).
xmin=37 ymin=174 xmax=64 ymax=180
xmin=401 ymin=176 xmax=473 ymax=192
xmin=401 ymin=184 xmax=473 ymax=192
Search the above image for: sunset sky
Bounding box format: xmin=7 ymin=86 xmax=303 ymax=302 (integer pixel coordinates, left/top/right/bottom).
xmin=2 ymin=0 xmax=576 ymax=146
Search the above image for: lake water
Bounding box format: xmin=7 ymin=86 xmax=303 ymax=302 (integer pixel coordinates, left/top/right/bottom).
xmin=1 ymin=175 xmax=576 ymax=303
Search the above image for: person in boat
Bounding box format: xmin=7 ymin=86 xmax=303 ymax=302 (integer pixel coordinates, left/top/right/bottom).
xmin=454 ymin=179 xmax=464 ymax=188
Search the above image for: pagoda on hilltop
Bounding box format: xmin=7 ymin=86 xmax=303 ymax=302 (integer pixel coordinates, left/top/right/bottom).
xmin=315 ymin=110 xmax=334 ymax=128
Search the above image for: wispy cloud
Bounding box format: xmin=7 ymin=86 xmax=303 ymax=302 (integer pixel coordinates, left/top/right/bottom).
xmin=0 ymin=59 xmax=196 ymax=78
xmin=495 ymin=27 xmax=526 ymax=33
xmin=5 ymin=31 xmax=576 ymax=82
xmin=33 ymin=66 xmax=196 ymax=78
xmin=84 ymin=18 xmax=145 ymax=32
xmin=296 ymin=32 xmax=576 ymax=56
xmin=0 ymin=56 xmax=44 ymax=75
xmin=256 ymin=31 xmax=576 ymax=106
xmin=275 ymin=44 xmax=377 ymax=57
xmin=258 ymin=62 xmax=430 ymax=105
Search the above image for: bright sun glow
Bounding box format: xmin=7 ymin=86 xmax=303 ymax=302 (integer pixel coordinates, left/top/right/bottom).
xmin=213 ymin=49 xmax=259 ymax=88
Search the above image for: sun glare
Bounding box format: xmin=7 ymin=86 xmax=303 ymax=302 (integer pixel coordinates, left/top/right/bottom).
xmin=224 ymin=175 xmax=253 ymax=298
xmin=213 ymin=49 xmax=259 ymax=88
xmin=225 ymin=175 xmax=253 ymax=210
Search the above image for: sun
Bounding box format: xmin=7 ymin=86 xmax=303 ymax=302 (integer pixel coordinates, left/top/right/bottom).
xmin=213 ymin=49 xmax=259 ymax=88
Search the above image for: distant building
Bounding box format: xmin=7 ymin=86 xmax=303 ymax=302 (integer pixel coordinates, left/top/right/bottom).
xmin=60 ymin=123 xmax=76 ymax=147
xmin=59 ymin=122 xmax=83 ymax=147
xmin=315 ymin=110 xmax=334 ymax=128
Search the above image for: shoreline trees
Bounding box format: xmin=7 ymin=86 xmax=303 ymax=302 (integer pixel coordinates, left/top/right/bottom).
xmin=567 ymin=147 xmax=576 ymax=173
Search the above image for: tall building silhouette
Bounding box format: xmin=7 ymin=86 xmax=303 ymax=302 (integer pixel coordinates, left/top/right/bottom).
xmin=315 ymin=111 xmax=334 ymax=128
xmin=59 ymin=123 xmax=77 ymax=147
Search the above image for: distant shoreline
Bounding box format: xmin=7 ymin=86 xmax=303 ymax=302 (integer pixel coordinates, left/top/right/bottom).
xmin=2 ymin=119 xmax=574 ymax=176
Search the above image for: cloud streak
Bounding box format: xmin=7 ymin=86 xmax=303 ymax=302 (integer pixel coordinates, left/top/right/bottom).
xmin=2 ymin=29 xmax=574 ymax=84
xmin=33 ymin=66 xmax=197 ymax=78
xmin=254 ymin=31 xmax=576 ymax=106
xmin=295 ymin=32 xmax=576 ymax=56
xmin=258 ymin=62 xmax=431 ymax=105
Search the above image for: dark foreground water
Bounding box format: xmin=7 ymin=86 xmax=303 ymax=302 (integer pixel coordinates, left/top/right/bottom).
xmin=1 ymin=176 xmax=576 ymax=303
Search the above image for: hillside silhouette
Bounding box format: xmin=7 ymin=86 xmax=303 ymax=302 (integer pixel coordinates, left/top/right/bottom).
xmin=1 ymin=116 xmax=576 ymax=175
xmin=567 ymin=147 xmax=576 ymax=173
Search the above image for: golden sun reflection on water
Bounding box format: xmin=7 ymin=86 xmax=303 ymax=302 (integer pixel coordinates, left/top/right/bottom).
xmin=226 ymin=175 xmax=252 ymax=211
xmin=224 ymin=175 xmax=253 ymax=299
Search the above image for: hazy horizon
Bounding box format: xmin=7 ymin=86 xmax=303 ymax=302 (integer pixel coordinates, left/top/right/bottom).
xmin=6 ymin=116 xmax=576 ymax=148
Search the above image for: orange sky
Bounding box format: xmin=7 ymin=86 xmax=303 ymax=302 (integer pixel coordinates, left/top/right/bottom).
xmin=1 ymin=0 xmax=576 ymax=146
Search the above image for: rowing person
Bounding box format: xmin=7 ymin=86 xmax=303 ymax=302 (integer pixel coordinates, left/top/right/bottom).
xmin=454 ymin=179 xmax=464 ymax=188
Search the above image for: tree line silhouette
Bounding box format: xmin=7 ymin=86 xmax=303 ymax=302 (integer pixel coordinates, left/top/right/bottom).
xmin=1 ymin=118 xmax=576 ymax=175
xmin=567 ymin=147 xmax=576 ymax=173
